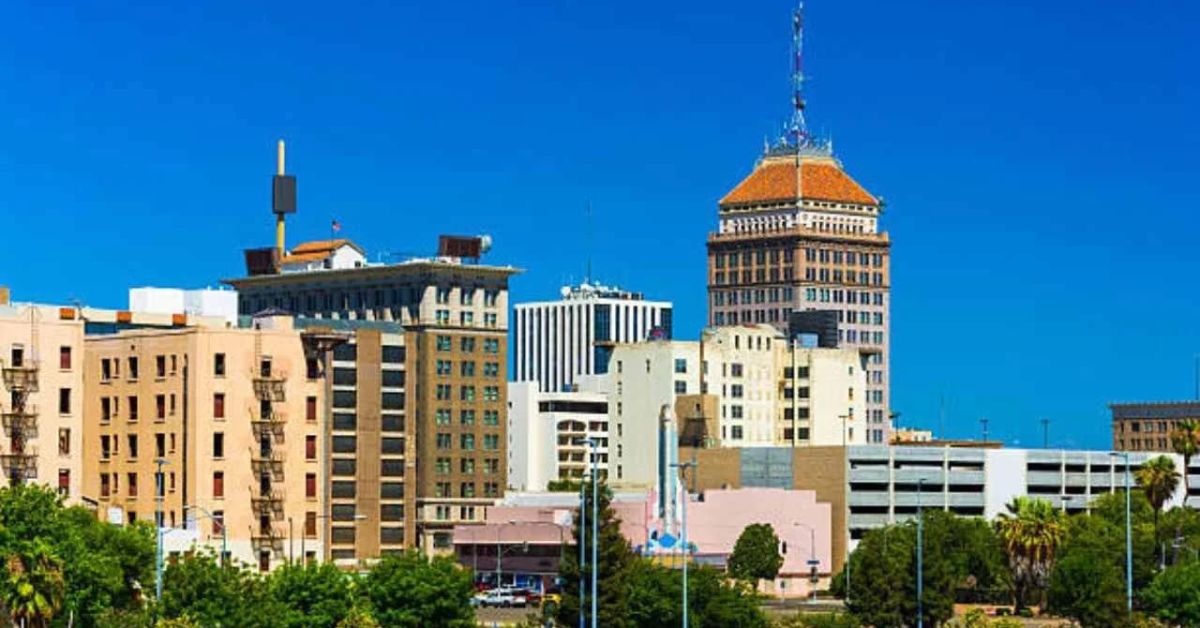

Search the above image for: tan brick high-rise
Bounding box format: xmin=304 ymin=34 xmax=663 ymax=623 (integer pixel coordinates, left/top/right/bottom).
xmin=708 ymin=150 xmax=891 ymax=443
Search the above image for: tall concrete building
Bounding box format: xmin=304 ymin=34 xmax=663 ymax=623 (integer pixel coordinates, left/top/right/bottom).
xmin=83 ymin=314 xmax=331 ymax=570
xmin=513 ymin=282 xmax=672 ymax=393
xmin=706 ymin=6 xmax=891 ymax=444
xmin=506 ymin=379 xmax=609 ymax=492
xmin=226 ymin=235 xmax=517 ymax=556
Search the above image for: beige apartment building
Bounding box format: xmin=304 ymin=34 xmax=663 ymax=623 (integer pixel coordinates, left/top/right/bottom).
xmin=226 ymin=237 xmax=517 ymax=557
xmin=83 ymin=315 xmax=329 ymax=570
xmin=0 ymin=297 xmax=84 ymax=498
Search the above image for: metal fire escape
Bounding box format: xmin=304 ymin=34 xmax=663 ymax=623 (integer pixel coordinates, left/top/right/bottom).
xmin=250 ymin=331 xmax=287 ymax=556
xmin=1 ymin=313 xmax=39 ymax=485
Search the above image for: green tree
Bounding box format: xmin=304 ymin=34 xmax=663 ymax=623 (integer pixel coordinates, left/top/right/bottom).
xmin=623 ymin=559 xmax=767 ymax=628
xmin=993 ymin=496 xmax=1065 ymax=611
xmin=361 ymin=551 xmax=474 ymax=628
xmin=268 ymin=561 xmax=356 ymax=628
xmin=1090 ymin=490 xmax=1159 ymax=590
xmin=1137 ymin=455 xmax=1181 ymax=566
xmin=1 ymin=540 xmax=65 ymax=628
xmin=1144 ymin=560 xmax=1200 ymax=626
xmin=159 ymin=552 xmax=286 ymax=628
xmin=728 ymin=523 xmax=784 ymax=583
xmin=555 ymin=479 xmax=635 ymax=628
xmin=1172 ymin=420 xmax=1200 ymax=504
xmin=1047 ymin=546 xmax=1129 ymax=627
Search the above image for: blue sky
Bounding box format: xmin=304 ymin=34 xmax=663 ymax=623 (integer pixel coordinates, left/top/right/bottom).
xmin=1 ymin=0 xmax=1197 ymax=449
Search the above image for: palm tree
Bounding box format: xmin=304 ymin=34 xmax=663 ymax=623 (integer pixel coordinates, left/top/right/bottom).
xmin=1 ymin=541 xmax=64 ymax=628
xmin=1170 ymin=420 xmax=1199 ymax=506
xmin=1136 ymin=455 xmax=1181 ymax=567
xmin=994 ymin=496 xmax=1065 ymax=611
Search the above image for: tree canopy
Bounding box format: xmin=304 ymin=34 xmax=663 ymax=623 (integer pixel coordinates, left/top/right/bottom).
xmin=727 ymin=523 xmax=784 ymax=583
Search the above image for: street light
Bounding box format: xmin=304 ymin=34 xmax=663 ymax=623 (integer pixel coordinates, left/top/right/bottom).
xmin=1110 ymin=451 xmax=1133 ymax=613
xmin=917 ymin=478 xmax=925 ymax=628
xmin=574 ymin=437 xmax=599 ymax=628
xmin=792 ymin=522 xmax=818 ymax=604
xmin=184 ymin=505 xmax=227 ymax=568
xmin=671 ymin=461 xmax=697 ymax=628
xmin=154 ymin=457 xmax=170 ymax=601
xmin=838 ymin=411 xmax=852 ymax=606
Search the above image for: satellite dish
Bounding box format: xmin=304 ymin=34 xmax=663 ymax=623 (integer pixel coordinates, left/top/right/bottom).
xmin=478 ymin=235 xmax=493 ymax=255
xmin=560 ymin=286 xmax=571 ymax=298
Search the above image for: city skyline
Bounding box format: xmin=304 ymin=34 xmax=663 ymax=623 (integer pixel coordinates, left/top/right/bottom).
xmin=2 ymin=0 xmax=1199 ymax=450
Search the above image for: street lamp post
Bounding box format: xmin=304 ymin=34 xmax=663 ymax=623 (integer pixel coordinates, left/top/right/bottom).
xmin=792 ymin=522 xmax=818 ymax=604
xmin=838 ymin=412 xmax=852 ymax=606
xmin=184 ymin=505 xmax=226 ymax=568
xmin=671 ymin=461 xmax=697 ymax=628
xmin=154 ymin=457 xmax=170 ymax=601
xmin=917 ymin=478 xmax=925 ymax=628
xmin=1111 ymin=451 xmax=1133 ymax=613
xmin=578 ymin=474 xmax=586 ymax=628
xmin=575 ymin=437 xmax=599 ymax=628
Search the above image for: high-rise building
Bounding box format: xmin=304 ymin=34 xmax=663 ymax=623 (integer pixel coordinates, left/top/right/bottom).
xmin=706 ymin=5 xmax=891 ymax=443
xmin=226 ymin=235 xmax=517 ymax=556
xmin=513 ymin=282 xmax=672 ymax=393
xmin=506 ymin=379 xmax=609 ymax=492
xmin=83 ymin=314 xmax=331 ymax=570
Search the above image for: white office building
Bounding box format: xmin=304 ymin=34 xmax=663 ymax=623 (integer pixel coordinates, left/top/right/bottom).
xmin=507 ymin=379 xmax=610 ymax=492
xmin=512 ymin=282 xmax=672 ymax=394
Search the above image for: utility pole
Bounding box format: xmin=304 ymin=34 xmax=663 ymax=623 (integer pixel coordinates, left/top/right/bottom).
xmin=839 ymin=412 xmax=852 ymax=606
xmin=578 ymin=468 xmax=587 ymax=628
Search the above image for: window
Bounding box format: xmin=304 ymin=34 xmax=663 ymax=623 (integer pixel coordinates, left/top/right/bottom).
xmin=674 ymin=358 xmax=687 ymax=374
xmin=156 ymin=355 xmax=166 ymax=378
xmin=306 ymin=396 xmax=317 ymax=422
xmin=436 ymin=336 xmax=452 ymax=352
xmin=213 ymin=393 xmax=225 ymax=419
xmin=436 ymin=384 xmax=451 ymax=400
xmin=436 ymin=433 xmax=452 ymax=450
xmin=101 ymin=358 xmax=112 ymax=381
xmin=156 ymin=394 xmax=166 ymax=420
xmin=57 ymin=469 xmax=69 ymax=495
xmin=306 ymin=473 xmax=317 ymax=498
xmin=460 ymin=410 xmax=475 ymax=426
xmin=483 ymin=362 xmax=499 ymax=377
xmin=459 ymin=386 xmax=475 ymax=402
xmin=214 ymin=353 xmax=225 ymax=376
xmin=59 ymin=346 xmax=72 ymax=370
xmin=128 ymin=357 xmax=139 ymax=380
xmin=127 ymin=435 xmax=138 ymax=459
xmin=435 ymin=409 xmax=451 ymax=425
xmin=730 ymin=363 xmax=744 ymax=377
xmin=460 ymin=483 xmax=476 ymax=498
xmin=101 ymin=397 xmax=111 ymax=422
xmin=332 ymin=436 xmax=356 ymax=454
xmin=304 ymin=512 xmax=317 ymax=537
xmin=483 ymin=434 xmax=499 ymax=450
xmin=460 ymin=361 xmax=475 ymax=377
xmin=212 ymin=433 xmax=224 ymax=458
xmin=436 ymin=457 xmax=451 ymax=474
xmin=128 ymin=473 xmax=138 ymax=497
xmin=730 ymin=385 xmax=744 ymax=399
xmin=460 ymin=458 xmax=475 ymax=474
xmin=58 ymin=388 xmax=71 ymax=414
xmin=100 ymin=474 xmax=110 ymax=498
xmin=461 ymin=337 xmax=476 ymax=353
xmin=155 ymin=433 xmax=165 ymax=457
xmin=435 ymin=310 xmax=450 ymax=325
xmin=674 ymin=381 xmax=687 ymax=394
xmin=305 ymin=435 xmax=317 ymax=460
xmin=459 ymin=311 xmax=474 ymax=326
xmin=213 ymin=472 xmax=224 ymax=498
xmin=483 ymin=338 xmax=499 ymax=354
xmin=101 ymin=435 xmax=111 ymax=460
xmin=484 ymin=458 xmax=500 ymax=475
xmin=483 ymin=386 xmax=499 ymax=402
xmin=483 ymin=410 xmax=499 ymax=426
xmin=460 ymin=434 xmax=475 ymax=451
xmin=58 ymin=428 xmax=70 ymax=455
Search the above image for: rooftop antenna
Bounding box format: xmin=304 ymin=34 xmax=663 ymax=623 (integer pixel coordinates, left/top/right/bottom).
xmin=789 ymin=1 xmax=810 ymax=149
xmin=980 ymin=417 xmax=989 ymax=443
xmin=585 ymin=201 xmax=593 ymax=285
xmin=272 ymin=139 xmax=297 ymax=258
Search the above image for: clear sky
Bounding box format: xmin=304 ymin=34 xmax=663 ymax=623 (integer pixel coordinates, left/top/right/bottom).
xmin=1 ymin=0 xmax=1197 ymax=449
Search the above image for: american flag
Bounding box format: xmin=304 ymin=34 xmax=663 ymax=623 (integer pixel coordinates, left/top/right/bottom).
xmin=331 ymin=219 xmax=341 ymax=233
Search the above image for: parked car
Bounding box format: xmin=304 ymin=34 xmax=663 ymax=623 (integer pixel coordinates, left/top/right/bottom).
xmin=476 ymin=588 xmax=528 ymax=608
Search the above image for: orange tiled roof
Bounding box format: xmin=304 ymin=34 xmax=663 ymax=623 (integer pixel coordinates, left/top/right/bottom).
xmin=719 ymin=160 xmax=877 ymax=207
xmin=280 ymin=239 xmax=361 ymax=265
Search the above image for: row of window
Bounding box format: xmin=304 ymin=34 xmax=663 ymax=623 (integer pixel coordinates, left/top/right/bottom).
xmin=433 ymin=385 xmax=501 ymax=402
xmin=713 ymin=248 xmax=884 ymax=269
xmin=435 ymin=336 xmax=501 ymax=354
xmin=434 ymin=433 xmax=501 ymax=451
xmin=433 ymin=310 xmax=500 ymax=328
xmin=434 ymin=408 xmax=501 ymax=426
xmin=100 ymin=393 xmax=320 ymax=423
xmin=433 ymin=457 xmax=502 ymax=475
xmin=432 ymin=481 xmax=501 ymax=498
xmin=713 ymin=269 xmax=885 ymax=288
xmin=433 ymin=360 xmax=502 ymax=378
xmin=807 ymin=287 xmax=886 ymax=306
xmin=434 ymin=287 xmax=501 ymax=307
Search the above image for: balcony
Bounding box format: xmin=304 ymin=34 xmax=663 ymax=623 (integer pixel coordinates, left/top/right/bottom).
xmin=1 ymin=406 xmax=38 ymax=439
xmin=250 ymin=449 xmax=286 ymax=477
xmin=1 ymin=362 xmax=39 ymax=393
xmin=250 ymin=527 xmax=286 ymax=553
xmin=252 ymin=369 xmax=287 ymax=402
xmin=251 ymin=489 xmax=286 ymax=519
xmin=251 ymin=410 xmax=287 ymax=441
xmin=0 ymin=452 xmax=38 ymax=480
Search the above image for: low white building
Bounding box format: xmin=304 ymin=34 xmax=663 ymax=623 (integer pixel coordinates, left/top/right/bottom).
xmin=507 ymin=379 xmax=610 ymax=491
xmin=129 ymin=287 xmax=238 ymax=325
